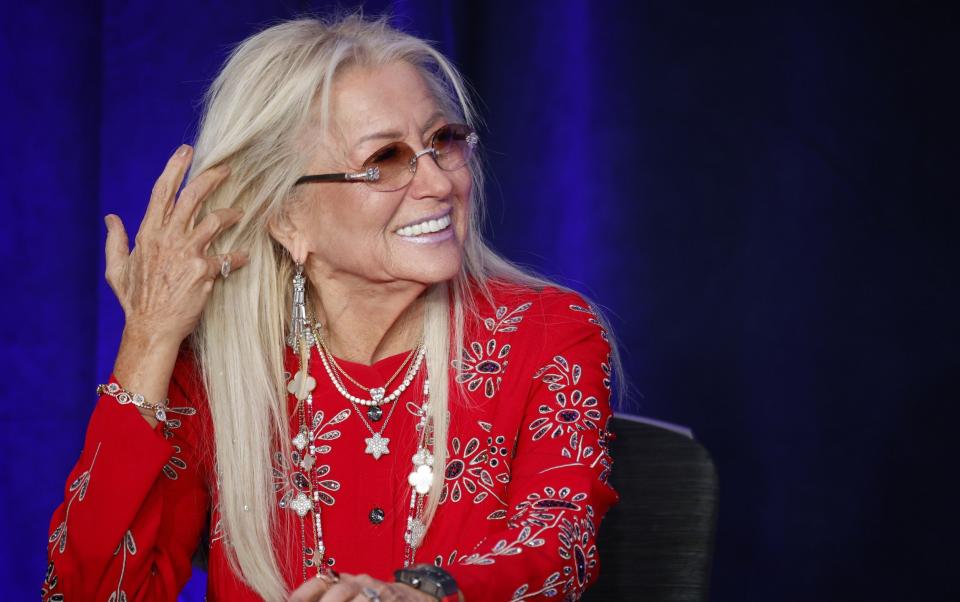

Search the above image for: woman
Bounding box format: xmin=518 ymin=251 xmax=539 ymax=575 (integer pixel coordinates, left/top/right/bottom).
xmin=44 ymin=15 xmax=618 ymax=602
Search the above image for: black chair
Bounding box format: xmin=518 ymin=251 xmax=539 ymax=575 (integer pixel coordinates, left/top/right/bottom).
xmin=584 ymin=415 xmax=718 ymax=601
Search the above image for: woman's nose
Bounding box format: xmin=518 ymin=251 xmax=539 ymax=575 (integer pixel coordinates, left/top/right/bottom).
xmin=408 ymin=150 xmax=454 ymax=199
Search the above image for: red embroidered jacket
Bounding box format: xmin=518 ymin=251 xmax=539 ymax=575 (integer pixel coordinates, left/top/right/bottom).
xmin=44 ymin=284 xmax=618 ymax=601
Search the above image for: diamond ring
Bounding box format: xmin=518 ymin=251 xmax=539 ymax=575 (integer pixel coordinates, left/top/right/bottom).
xmin=220 ymin=256 xmax=232 ymax=279
xmin=361 ymin=586 xmax=382 ymax=601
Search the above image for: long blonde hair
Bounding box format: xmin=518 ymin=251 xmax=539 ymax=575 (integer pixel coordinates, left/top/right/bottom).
xmin=189 ymin=14 xmax=619 ymax=600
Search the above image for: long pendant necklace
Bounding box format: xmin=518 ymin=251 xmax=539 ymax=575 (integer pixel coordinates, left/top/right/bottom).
xmin=285 ymin=329 xmax=436 ymax=582
xmin=285 ymin=341 xmax=332 ymax=578
xmin=316 ymin=337 xmax=426 ymax=459
xmin=404 ymin=378 xmax=435 ymax=563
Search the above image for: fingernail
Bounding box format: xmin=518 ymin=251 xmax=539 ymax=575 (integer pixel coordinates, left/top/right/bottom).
xmin=104 ymin=215 xmax=113 ymax=228
xmin=176 ymin=144 xmax=190 ymax=157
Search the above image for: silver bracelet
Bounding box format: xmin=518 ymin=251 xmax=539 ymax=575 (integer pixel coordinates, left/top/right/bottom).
xmin=97 ymin=382 xmax=169 ymax=422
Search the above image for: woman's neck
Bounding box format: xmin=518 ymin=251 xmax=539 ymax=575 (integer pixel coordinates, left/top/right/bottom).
xmin=307 ymin=271 xmax=427 ymax=366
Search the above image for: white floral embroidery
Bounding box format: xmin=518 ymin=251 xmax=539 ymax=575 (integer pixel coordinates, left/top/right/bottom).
xmin=459 ymin=487 xmax=588 ymax=567
xmin=530 ymin=356 xmax=604 ymax=441
xmin=161 ymin=405 xmax=198 ymax=440
xmin=161 ymin=444 xmax=188 ymax=480
xmin=453 ymin=339 xmax=511 ymax=398
xmin=452 ymin=302 xmax=532 ymax=399
xmin=568 ymin=303 xmax=608 ymax=342
xmin=48 ymin=442 xmax=101 ymax=556
xmin=41 ymin=561 xmax=63 ymax=601
xmin=274 ymin=408 xmax=349 ymax=510
xmin=484 ymin=302 xmax=532 ymax=334
xmin=433 ymin=549 xmax=462 ymax=568
xmin=440 ymin=428 xmax=511 ymax=511
xmin=505 ymin=490 xmax=599 ymax=600
xmin=511 ymin=510 xmax=598 ymax=601
xmin=108 ymin=530 xmax=137 ymax=602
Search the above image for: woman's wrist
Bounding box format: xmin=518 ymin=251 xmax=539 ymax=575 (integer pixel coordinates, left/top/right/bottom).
xmin=120 ymin=321 xmax=185 ymax=352
xmin=113 ymin=324 xmax=181 ymax=427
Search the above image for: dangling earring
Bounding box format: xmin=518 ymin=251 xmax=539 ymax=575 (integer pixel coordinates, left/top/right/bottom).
xmin=286 ymin=261 xmax=317 ymax=402
xmin=286 ymin=262 xmax=316 ymax=350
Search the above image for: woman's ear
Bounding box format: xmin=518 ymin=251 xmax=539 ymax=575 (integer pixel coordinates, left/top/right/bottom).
xmin=267 ymin=208 xmax=308 ymax=264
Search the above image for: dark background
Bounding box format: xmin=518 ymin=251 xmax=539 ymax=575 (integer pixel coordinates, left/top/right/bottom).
xmin=1 ymin=1 xmax=957 ymax=600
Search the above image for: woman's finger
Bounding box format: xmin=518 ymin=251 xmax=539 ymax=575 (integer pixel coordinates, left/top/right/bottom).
xmin=376 ymin=583 xmax=426 ymax=602
xmin=288 ymin=574 xmax=334 ymax=602
xmin=344 ymin=575 xmax=389 ymax=602
xmin=310 ymin=573 xmax=369 ymax=602
xmin=168 ymin=164 xmax=230 ymax=231
xmin=142 ymin=145 xmax=192 ymax=230
xmin=190 ymin=207 xmax=245 ymax=251
xmin=313 ymin=581 xmax=360 ymax=602
xmin=104 ymin=214 xmax=130 ymax=285
xmin=204 ymin=250 xmax=249 ymax=280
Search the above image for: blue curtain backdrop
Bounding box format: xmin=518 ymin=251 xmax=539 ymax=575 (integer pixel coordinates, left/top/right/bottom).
xmin=2 ymin=1 xmax=957 ymax=600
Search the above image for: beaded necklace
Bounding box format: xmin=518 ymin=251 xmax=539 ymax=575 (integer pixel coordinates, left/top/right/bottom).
xmin=286 ymin=332 xmax=436 ymax=581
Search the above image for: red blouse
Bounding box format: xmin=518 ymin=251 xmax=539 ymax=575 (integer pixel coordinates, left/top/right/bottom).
xmin=44 ymin=283 xmax=618 ymax=601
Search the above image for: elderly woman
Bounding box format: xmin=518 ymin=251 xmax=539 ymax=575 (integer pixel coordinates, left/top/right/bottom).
xmin=44 ymin=15 xmax=618 ymax=602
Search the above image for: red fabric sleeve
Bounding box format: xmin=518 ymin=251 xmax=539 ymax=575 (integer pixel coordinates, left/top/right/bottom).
xmin=444 ymin=292 xmax=619 ymax=601
xmin=43 ymin=356 xmax=211 ymax=601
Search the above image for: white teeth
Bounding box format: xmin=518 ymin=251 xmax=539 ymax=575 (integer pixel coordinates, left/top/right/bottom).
xmin=396 ymin=214 xmax=451 ymax=237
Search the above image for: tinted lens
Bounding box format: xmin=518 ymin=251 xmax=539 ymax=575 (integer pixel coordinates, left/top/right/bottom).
xmin=433 ymin=124 xmax=476 ymax=171
xmin=362 ymin=141 xmax=416 ymax=191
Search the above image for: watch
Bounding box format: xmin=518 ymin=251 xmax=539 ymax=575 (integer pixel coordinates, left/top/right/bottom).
xmin=394 ymin=564 xmax=462 ymax=601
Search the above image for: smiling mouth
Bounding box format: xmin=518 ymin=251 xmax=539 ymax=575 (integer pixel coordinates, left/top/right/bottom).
xmin=394 ymin=213 xmax=452 ymax=237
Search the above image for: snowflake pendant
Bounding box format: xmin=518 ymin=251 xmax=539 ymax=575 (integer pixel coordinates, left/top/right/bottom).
xmin=364 ymin=433 xmax=390 ymax=459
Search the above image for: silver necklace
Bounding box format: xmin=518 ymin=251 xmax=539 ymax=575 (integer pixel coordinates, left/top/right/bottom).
xmin=316 ymin=335 xmax=426 ymax=407
xmin=315 ymin=335 xmax=425 ymax=460
xmin=286 ymin=346 xmax=436 ymax=579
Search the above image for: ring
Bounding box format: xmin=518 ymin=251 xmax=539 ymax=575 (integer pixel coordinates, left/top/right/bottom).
xmin=361 ymin=586 xmax=382 ymax=601
xmin=220 ymin=256 xmax=232 ymax=279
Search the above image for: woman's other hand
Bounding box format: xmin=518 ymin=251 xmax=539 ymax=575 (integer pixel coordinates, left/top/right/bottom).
xmin=288 ymin=572 xmax=436 ymax=602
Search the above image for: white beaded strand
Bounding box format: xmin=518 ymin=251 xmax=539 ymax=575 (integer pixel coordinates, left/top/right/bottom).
xmin=316 ymin=339 xmax=427 ymax=407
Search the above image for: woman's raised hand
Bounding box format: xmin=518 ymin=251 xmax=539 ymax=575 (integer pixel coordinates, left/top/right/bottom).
xmin=105 ymin=145 xmax=248 ymax=422
xmin=105 ymin=144 xmax=247 ymax=347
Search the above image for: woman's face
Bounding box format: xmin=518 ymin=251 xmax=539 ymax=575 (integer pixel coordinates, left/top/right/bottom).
xmin=280 ymin=61 xmax=472 ymax=289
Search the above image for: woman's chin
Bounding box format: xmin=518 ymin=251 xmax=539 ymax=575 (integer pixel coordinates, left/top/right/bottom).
xmin=393 ymin=246 xmax=463 ymax=285
xmin=386 ymin=228 xmax=460 ymax=278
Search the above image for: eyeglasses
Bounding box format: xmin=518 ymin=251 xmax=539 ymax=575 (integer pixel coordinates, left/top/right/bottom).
xmin=294 ymin=123 xmax=479 ymax=192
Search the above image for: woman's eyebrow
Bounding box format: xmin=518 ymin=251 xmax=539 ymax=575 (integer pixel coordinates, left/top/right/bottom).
xmin=420 ymin=111 xmax=446 ymax=135
xmin=352 ymin=111 xmax=447 ymax=148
